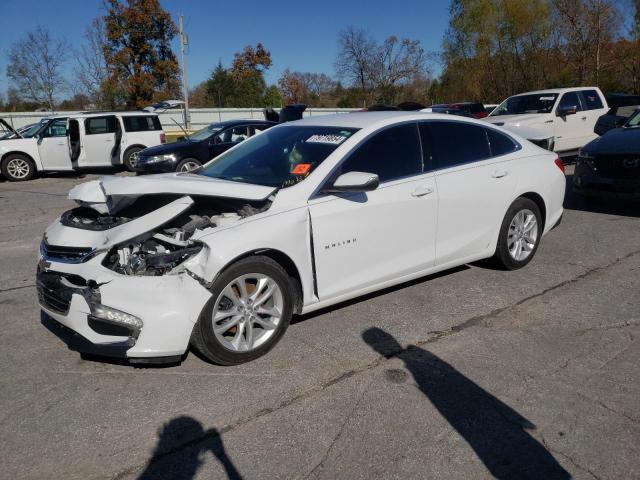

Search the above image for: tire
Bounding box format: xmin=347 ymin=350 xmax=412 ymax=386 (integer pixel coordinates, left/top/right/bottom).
xmin=176 ymin=158 xmax=202 ymax=172
xmin=492 ymin=197 xmax=542 ymax=270
xmin=191 ymin=256 xmax=295 ymax=365
xmin=1 ymin=154 xmax=36 ymax=182
xmin=123 ymin=147 xmax=144 ymax=172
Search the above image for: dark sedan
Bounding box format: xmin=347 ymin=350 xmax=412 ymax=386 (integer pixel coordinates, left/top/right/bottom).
xmin=574 ymin=109 xmax=640 ymax=200
xmin=134 ymin=119 xmax=277 ymax=173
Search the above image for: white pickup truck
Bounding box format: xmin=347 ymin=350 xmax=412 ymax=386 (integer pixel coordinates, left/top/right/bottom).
xmin=0 ymin=112 xmax=166 ymax=181
xmin=485 ymin=87 xmax=608 ymax=155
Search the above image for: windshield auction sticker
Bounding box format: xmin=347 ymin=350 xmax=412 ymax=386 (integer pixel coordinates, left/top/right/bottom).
xmin=306 ymin=134 xmax=347 ymax=145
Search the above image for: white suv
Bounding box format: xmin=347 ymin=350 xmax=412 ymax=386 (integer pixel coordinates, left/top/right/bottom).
xmin=0 ymin=112 xmax=166 ymax=181
xmin=485 ymin=87 xmax=607 ymax=155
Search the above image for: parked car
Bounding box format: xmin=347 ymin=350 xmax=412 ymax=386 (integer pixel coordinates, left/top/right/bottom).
xmin=143 ymin=100 xmax=185 ymax=112
xmin=421 ymin=106 xmax=474 ymax=117
xmin=0 ymin=112 xmax=165 ymax=181
xmin=134 ymin=120 xmax=277 ymax=173
xmin=593 ymin=94 xmax=640 ymax=136
xmin=38 ymin=112 xmax=564 ymax=365
xmin=431 ymin=102 xmax=488 ymax=119
xmin=486 ymin=87 xmax=608 ymax=156
xmin=574 ymin=108 xmax=640 ymax=200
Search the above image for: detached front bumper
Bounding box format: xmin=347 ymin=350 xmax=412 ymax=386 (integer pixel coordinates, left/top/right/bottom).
xmin=37 ymin=259 xmax=212 ymax=362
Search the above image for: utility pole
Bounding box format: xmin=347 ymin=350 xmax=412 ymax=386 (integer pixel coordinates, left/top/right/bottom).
xmin=178 ymin=14 xmax=191 ymax=130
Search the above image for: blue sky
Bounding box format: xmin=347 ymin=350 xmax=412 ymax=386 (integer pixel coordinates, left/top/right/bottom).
xmin=0 ymin=0 xmax=450 ymax=98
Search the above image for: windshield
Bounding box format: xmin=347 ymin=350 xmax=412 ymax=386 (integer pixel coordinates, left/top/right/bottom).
xmin=491 ymin=93 xmax=558 ymax=116
xmin=21 ymin=122 xmax=47 ymax=138
xmin=625 ymin=109 xmax=640 ymax=128
xmin=199 ymin=125 xmax=358 ymax=188
xmin=188 ymin=123 xmax=223 ymax=141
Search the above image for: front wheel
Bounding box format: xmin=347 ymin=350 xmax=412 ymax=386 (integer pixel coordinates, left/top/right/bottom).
xmin=492 ymin=197 xmax=542 ymax=270
xmin=176 ymin=158 xmax=202 ymax=172
xmin=2 ymin=154 xmax=36 ymax=181
xmin=190 ymin=256 xmax=294 ymax=365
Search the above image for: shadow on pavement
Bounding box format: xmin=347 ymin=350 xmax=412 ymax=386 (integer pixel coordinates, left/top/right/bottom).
xmin=137 ymin=416 xmax=243 ymax=480
xmin=362 ymin=327 xmax=571 ymax=480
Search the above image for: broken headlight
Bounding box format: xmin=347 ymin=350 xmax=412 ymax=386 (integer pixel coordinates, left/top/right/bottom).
xmin=104 ymin=238 xmax=204 ymax=276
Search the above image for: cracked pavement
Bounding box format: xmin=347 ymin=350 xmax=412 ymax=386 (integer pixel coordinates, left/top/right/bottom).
xmin=0 ymin=166 xmax=639 ymax=479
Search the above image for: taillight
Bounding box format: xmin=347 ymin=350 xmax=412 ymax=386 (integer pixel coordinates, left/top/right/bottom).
xmin=554 ymin=157 xmax=565 ymax=174
xmin=160 ymin=133 xmax=166 ymax=144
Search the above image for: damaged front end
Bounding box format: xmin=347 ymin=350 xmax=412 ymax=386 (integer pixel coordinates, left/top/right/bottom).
xmin=38 ymin=174 xmax=276 ymax=361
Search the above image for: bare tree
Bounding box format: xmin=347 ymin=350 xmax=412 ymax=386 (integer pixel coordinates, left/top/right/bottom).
xmin=335 ymin=26 xmax=377 ymax=105
xmin=370 ymin=36 xmax=428 ymax=93
xmin=6 ymin=26 xmax=69 ymax=110
xmin=74 ymin=19 xmax=109 ymax=108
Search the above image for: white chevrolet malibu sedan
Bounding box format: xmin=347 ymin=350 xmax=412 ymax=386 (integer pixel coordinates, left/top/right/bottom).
xmin=38 ymin=112 xmax=565 ymax=365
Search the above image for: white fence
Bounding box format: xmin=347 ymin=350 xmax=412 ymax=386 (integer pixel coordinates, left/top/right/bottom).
xmin=0 ymin=107 xmax=358 ymax=131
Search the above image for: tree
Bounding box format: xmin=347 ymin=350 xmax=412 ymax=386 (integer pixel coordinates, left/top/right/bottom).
xmin=335 ymin=27 xmax=377 ymax=105
xmin=206 ymin=62 xmax=234 ymax=107
xmin=74 ymin=19 xmax=111 ymax=108
xmin=6 ymin=26 xmax=69 ymax=110
xmin=277 ymin=69 xmax=307 ymax=104
xmin=103 ymin=0 xmax=181 ymax=108
xmin=230 ymin=43 xmax=272 ymax=80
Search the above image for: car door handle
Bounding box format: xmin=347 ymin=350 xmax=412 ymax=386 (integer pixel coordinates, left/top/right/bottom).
xmin=411 ymin=186 xmax=434 ymax=197
xmin=544 ymin=119 xmax=554 ymax=124
xmin=105 ymin=138 xmax=113 ymax=142
xmin=492 ymin=170 xmax=509 ymax=178
xmin=581 ymin=116 xmax=587 ymax=121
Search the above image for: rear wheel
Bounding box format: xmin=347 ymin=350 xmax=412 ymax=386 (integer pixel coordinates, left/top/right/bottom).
xmin=2 ymin=154 xmax=36 ymax=181
xmin=176 ymin=158 xmax=202 ymax=172
xmin=190 ymin=256 xmax=294 ymax=365
xmin=492 ymin=197 xmax=542 ymax=270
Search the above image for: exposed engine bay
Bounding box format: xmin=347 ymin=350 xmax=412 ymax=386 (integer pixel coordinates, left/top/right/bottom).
xmin=61 ymin=194 xmax=271 ymax=276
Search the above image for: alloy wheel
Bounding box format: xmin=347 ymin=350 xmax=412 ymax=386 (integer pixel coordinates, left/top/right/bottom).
xmin=6 ymin=158 xmax=30 ymax=179
xmin=179 ymin=161 xmax=200 ymax=172
xmin=211 ymin=273 xmax=284 ymax=352
xmin=507 ymin=209 xmax=538 ymax=261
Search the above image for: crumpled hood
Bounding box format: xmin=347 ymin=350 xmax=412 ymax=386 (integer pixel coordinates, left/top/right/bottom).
xmin=485 ymin=114 xmax=553 ymax=139
xmin=69 ymin=173 xmax=276 ymax=214
xmin=500 ymin=124 xmax=553 ymax=141
xmin=485 ymin=114 xmax=548 ymax=126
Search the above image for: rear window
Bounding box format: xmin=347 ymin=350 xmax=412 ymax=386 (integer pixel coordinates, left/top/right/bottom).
xmin=616 ymin=105 xmax=640 ymax=118
xmin=580 ymin=90 xmax=604 ymax=111
xmin=123 ymin=115 xmax=162 ymax=132
xmin=469 ymin=103 xmax=485 ymax=114
xmin=85 ymin=117 xmax=116 ymax=135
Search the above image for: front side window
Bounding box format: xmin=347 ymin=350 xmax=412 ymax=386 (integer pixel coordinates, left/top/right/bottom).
xmin=579 ymin=90 xmax=604 ymax=111
xmin=558 ymin=92 xmax=582 ymax=111
xmin=422 ymin=121 xmax=491 ymax=169
xmin=214 ymin=126 xmax=249 ymax=144
xmin=42 ymin=119 xmax=67 ymax=137
xmin=336 ymin=123 xmax=422 ymax=183
xmin=491 ymin=93 xmax=558 ymax=116
xmin=199 ymin=125 xmax=358 ymax=188
xmin=85 ymin=117 xmax=116 ymax=135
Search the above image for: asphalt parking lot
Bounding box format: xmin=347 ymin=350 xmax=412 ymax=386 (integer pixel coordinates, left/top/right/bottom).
xmin=1 ymin=166 xmax=639 ymax=480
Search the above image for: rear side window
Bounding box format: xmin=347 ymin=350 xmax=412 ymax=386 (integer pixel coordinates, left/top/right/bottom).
xmin=558 ymin=92 xmax=583 ymax=111
xmin=421 ymin=121 xmax=491 ymax=169
xmin=123 ymin=115 xmax=162 ymax=132
xmin=579 ymin=90 xmax=604 ymax=111
xmin=486 ymin=128 xmax=518 ymax=156
xmin=339 ymin=123 xmax=422 ymax=182
xmin=85 ymin=116 xmax=116 ymax=135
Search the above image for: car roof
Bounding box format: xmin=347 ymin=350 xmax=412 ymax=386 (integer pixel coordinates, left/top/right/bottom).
xmin=211 ymin=119 xmax=276 ymax=127
xmin=513 ymin=87 xmax=599 ymax=96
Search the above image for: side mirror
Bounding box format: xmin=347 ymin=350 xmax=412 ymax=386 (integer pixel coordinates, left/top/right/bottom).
xmin=557 ymin=106 xmax=577 ymax=117
xmin=326 ymin=171 xmax=379 ymax=193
